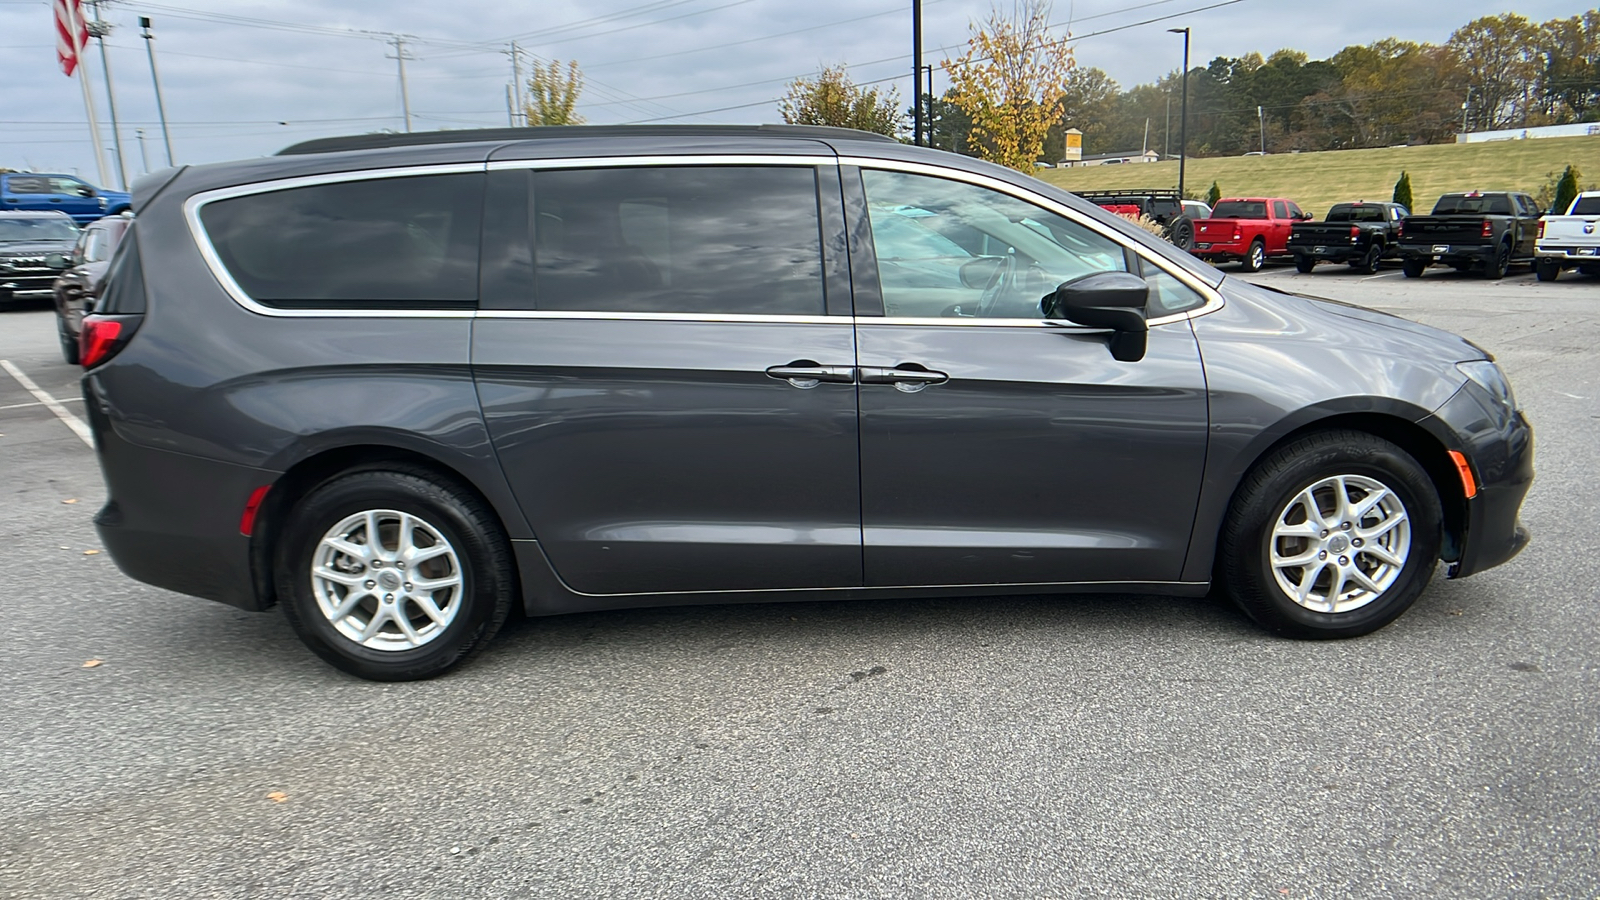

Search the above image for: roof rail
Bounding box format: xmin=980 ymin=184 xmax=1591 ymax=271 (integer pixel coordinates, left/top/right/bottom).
xmin=278 ymin=124 xmax=898 ymax=156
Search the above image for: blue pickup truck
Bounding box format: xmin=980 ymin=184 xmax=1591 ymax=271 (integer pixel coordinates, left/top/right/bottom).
xmin=1 ymin=173 xmax=131 ymax=225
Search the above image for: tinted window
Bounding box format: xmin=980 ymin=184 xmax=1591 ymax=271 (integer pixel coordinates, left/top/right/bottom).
xmin=1272 ymin=201 xmax=1289 ymax=219
xmin=861 ymin=169 xmax=1130 ymax=319
xmin=200 ymin=172 xmax=483 ymax=309
xmin=1326 ymin=205 xmax=1384 ymax=223
xmin=6 ymin=176 xmax=49 ymax=194
xmin=96 ymin=226 xmax=146 ymax=314
xmin=1572 ymin=196 xmax=1600 ymax=215
xmin=531 ymin=166 xmax=823 ymax=316
xmin=1212 ymin=201 xmax=1267 ymax=219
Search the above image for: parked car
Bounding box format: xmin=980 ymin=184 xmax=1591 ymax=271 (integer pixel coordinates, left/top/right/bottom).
xmin=83 ymin=125 xmax=1532 ymax=680
xmin=1396 ymin=191 xmax=1541 ymax=279
xmin=0 ymin=210 xmax=79 ymax=306
xmin=1534 ymin=191 xmax=1600 ymax=281
xmin=1071 ymin=190 xmax=1198 ymax=249
xmin=1 ymin=172 xmax=131 ymax=225
xmin=1288 ymin=201 xmax=1408 ymax=274
xmin=52 ymin=212 xmax=133 ymax=362
xmin=1181 ymin=200 xmax=1212 ymax=220
xmin=1191 ymin=197 xmax=1312 ymax=271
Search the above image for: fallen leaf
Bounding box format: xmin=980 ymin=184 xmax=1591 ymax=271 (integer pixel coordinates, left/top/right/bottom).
xmin=81 ymin=659 xmax=103 ymax=668
xmin=83 ymin=549 xmax=100 ymax=556
xmin=62 ymin=498 xmax=79 ymax=504
xmin=60 ymin=546 xmax=70 ymax=550
xmin=266 ymin=791 xmax=288 ymax=803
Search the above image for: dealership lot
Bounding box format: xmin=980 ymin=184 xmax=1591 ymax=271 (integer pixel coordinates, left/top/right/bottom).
xmin=2 ymin=265 xmax=1597 ymax=897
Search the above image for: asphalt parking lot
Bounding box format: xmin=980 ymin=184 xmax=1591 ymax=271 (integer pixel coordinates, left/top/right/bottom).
xmin=2 ymin=263 xmax=1597 ymax=899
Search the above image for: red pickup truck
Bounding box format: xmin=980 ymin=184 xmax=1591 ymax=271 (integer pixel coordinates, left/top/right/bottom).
xmin=1191 ymin=197 xmax=1311 ymax=271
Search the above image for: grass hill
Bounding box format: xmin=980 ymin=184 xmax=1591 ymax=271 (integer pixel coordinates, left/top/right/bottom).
xmin=1036 ymin=135 xmax=1599 ymax=217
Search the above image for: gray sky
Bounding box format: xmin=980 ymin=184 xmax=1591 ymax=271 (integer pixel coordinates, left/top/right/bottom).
xmin=0 ymin=0 xmax=1589 ymax=188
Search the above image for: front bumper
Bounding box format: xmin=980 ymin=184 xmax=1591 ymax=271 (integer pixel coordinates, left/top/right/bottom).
xmin=1429 ymin=380 xmax=1534 ymax=578
xmin=0 ymin=274 xmax=62 ymax=298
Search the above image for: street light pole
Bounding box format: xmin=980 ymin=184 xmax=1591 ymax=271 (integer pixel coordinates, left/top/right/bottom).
xmin=1258 ymin=105 xmax=1266 ymax=154
xmin=912 ymin=0 xmax=923 ymax=145
xmin=138 ymin=17 xmax=175 ymax=167
xmin=1168 ymin=27 xmax=1190 ymax=198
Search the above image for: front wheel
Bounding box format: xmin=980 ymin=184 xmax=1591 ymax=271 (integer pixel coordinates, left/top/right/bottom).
xmin=274 ymin=466 xmax=515 ymax=680
xmin=1241 ymin=239 xmax=1265 ymax=273
xmin=1217 ymin=431 xmax=1442 ymax=639
xmin=1401 ymin=259 xmax=1427 ymax=278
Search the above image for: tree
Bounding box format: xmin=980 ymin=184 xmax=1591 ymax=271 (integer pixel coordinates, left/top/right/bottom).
xmin=1045 ymin=66 xmax=1119 ymax=160
xmin=942 ymin=0 xmax=1075 ymax=171
xmin=1206 ymin=181 xmax=1222 ymax=206
xmin=525 ymin=59 xmax=584 ymax=125
xmin=1553 ymin=165 xmax=1583 ymax=214
xmin=1393 ymin=171 xmax=1414 ymax=212
xmin=780 ymin=65 xmax=903 ymax=136
xmin=1448 ymin=14 xmax=1542 ymax=131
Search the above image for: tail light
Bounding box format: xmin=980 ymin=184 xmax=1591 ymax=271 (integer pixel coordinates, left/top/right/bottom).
xmin=1538 ymin=220 xmax=1545 ymax=239
xmin=1397 ymin=221 xmax=1404 ymax=238
xmin=80 ymin=314 xmax=142 ymax=369
xmin=1350 ymin=226 xmax=1361 ymax=240
xmin=1481 ymin=220 xmax=1493 ymax=238
xmin=1232 ymin=229 xmax=1242 ymax=242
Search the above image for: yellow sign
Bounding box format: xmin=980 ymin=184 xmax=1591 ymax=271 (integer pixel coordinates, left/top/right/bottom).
xmin=1065 ymin=133 xmax=1082 ymax=149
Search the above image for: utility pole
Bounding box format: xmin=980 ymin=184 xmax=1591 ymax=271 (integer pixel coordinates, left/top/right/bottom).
xmin=86 ymin=0 xmax=128 ymax=190
xmin=138 ymin=16 xmax=174 ymax=166
xmin=1258 ymin=105 xmax=1265 ymax=154
xmin=1460 ymin=87 xmax=1471 ymax=137
xmin=912 ymin=0 xmax=922 ymax=146
xmin=923 ymin=64 xmax=934 ymax=149
xmin=505 ymin=84 xmax=516 ymax=126
xmin=509 ymin=42 xmax=525 ymax=127
xmin=387 ymin=35 xmax=413 ymax=133
xmin=1171 ymin=26 xmax=1196 ymax=197
xmin=135 ymin=128 xmax=149 ymax=173
xmin=1164 ymin=92 xmax=1171 ymax=159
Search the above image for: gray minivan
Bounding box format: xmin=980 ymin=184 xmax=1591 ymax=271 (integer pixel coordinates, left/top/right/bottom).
xmin=82 ymin=125 xmax=1532 ymax=680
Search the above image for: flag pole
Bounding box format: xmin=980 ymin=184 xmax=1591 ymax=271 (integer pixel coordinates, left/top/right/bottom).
xmin=60 ymin=0 xmax=110 ymax=186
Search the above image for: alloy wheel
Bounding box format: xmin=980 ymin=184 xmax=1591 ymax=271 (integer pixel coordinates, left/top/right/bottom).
xmin=310 ymin=508 xmax=464 ymax=650
xmin=1268 ymin=474 xmax=1411 ymax=613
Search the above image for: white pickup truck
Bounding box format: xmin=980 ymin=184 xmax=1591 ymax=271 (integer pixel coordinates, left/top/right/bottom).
xmin=1536 ymin=191 xmax=1600 ymax=281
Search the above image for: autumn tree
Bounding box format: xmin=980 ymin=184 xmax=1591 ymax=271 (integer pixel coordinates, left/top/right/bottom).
xmin=780 ymin=65 xmax=903 ymax=136
xmin=1536 ymin=11 xmax=1600 ymax=123
xmin=1045 ymin=65 xmax=1119 ymax=159
xmin=525 ymin=59 xmax=584 ymax=125
xmin=943 ymin=0 xmax=1075 ymax=171
xmin=1449 ymin=14 xmax=1542 ymax=130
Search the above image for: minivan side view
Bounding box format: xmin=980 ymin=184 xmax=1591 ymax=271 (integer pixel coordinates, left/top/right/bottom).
xmin=83 ymin=125 xmax=1532 ymax=681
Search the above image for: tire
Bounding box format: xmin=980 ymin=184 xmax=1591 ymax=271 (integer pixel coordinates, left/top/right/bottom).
xmin=57 ymin=313 xmax=79 ymax=365
xmin=1483 ymin=242 xmax=1510 ymax=280
xmin=1169 ymin=216 xmax=1195 ymax=251
xmin=1535 ymin=259 xmax=1561 ymax=282
xmin=1294 ymin=255 xmax=1316 ymax=274
xmin=1217 ymin=430 xmax=1442 ymax=639
xmin=274 ymin=466 xmax=515 ymax=681
xmin=1354 ymin=243 xmax=1383 ymax=275
xmin=1401 ymin=259 xmax=1427 ymax=279
xmin=1241 ymin=239 xmax=1265 ymax=273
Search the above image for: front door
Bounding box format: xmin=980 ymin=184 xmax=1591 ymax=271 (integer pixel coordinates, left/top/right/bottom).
xmin=850 ymin=167 xmax=1210 ymax=588
xmin=472 ymin=162 xmax=862 ymax=596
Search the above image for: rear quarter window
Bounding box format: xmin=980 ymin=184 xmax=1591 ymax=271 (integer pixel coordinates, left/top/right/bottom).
xmin=1211 ymin=201 xmax=1267 ymax=219
xmin=1572 ymin=196 xmax=1600 ymax=216
xmin=198 ymin=172 xmax=483 ymax=309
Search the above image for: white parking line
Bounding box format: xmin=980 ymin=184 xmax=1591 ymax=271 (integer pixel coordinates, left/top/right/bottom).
xmin=0 ymin=360 xmax=93 ymax=448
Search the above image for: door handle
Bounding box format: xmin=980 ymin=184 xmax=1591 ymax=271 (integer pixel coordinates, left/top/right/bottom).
xmin=765 ymin=361 xmax=855 ymax=389
xmin=859 ymin=365 xmax=949 ymax=392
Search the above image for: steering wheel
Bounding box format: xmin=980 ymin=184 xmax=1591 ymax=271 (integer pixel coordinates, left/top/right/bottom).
xmin=975 ymin=253 xmax=1017 ymax=318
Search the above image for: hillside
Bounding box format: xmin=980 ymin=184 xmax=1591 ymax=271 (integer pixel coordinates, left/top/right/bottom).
xmin=1036 ymin=135 xmax=1600 ymax=217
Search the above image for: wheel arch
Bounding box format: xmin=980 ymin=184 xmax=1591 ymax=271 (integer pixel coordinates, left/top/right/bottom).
xmin=1188 ymin=410 xmax=1467 ymax=583
xmin=247 ymin=443 xmax=525 ymax=613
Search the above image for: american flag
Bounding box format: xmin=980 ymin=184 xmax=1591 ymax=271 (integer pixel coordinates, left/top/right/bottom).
xmin=53 ymin=0 xmax=89 ymax=77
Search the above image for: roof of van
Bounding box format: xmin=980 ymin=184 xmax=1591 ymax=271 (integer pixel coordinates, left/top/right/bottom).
xmin=278 ymin=124 xmax=898 ymax=156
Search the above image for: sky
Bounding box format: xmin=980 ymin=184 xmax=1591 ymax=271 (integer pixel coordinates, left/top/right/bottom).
xmin=0 ymin=0 xmax=1591 ymax=189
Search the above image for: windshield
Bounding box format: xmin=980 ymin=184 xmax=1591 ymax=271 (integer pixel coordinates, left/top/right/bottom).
xmin=1326 ymin=205 xmax=1385 ymax=223
xmin=1211 ymin=200 xmax=1267 ymax=219
xmin=0 ymin=218 xmax=80 ymax=242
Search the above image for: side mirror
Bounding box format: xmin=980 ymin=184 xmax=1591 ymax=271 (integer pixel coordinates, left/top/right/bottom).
xmin=76 ymin=187 xmax=96 ymax=198
xmin=1042 ymin=271 xmax=1150 ymax=362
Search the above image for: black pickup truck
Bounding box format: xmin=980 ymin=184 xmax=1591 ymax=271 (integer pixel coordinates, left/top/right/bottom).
xmin=1396 ymin=191 xmax=1541 ymax=279
xmin=1287 ymin=201 xmax=1407 ymax=273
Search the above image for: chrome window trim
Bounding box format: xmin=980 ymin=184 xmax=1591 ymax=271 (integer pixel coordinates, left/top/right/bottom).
xmin=839 ymin=155 xmax=1225 ymax=324
xmin=479 ymin=310 xmax=842 ymax=325
xmin=184 ymin=163 xmax=488 ymax=319
xmin=487 ymin=154 xmax=839 ymax=171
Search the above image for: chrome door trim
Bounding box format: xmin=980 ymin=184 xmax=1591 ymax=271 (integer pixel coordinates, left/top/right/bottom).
xmin=477 ymin=310 xmax=843 ymax=325
xmin=487 ymin=154 xmax=840 ymax=171
xmin=838 ymin=155 xmax=1225 ymax=325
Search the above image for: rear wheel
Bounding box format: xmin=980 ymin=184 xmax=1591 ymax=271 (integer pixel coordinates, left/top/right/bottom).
xmin=1218 ymin=430 xmax=1442 ymax=639
xmin=1483 ymin=242 xmax=1511 ymax=280
xmin=57 ymin=313 xmax=79 ymax=365
xmin=1401 ymin=259 xmax=1427 ymax=278
xmin=1535 ymin=259 xmax=1561 ymax=282
xmin=1241 ymin=239 xmax=1265 ymax=273
xmin=1294 ymin=255 xmax=1316 ymax=274
xmin=1354 ymin=243 xmax=1383 ymax=274
xmin=275 ymin=466 xmax=515 ymax=681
